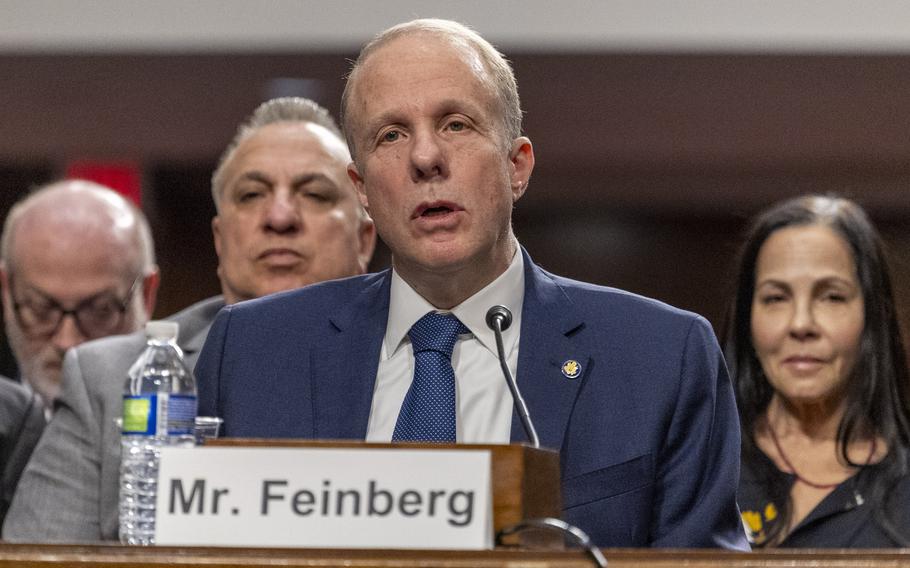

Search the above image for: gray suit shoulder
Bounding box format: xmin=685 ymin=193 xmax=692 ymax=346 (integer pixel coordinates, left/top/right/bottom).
xmin=169 ymin=296 xmax=225 ymax=347
xmin=235 ymin=273 xmax=380 ymax=308
xmin=224 ymin=273 xmax=383 ymax=324
xmin=73 ymin=295 xmax=222 ymax=352
xmin=71 ymin=294 xmax=225 ymax=390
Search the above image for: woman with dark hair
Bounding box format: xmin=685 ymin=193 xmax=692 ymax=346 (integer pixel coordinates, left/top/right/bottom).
xmin=725 ymin=194 xmax=910 ymax=547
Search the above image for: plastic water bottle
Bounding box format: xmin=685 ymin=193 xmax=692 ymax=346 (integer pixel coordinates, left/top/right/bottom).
xmin=119 ymin=321 xmax=197 ymax=545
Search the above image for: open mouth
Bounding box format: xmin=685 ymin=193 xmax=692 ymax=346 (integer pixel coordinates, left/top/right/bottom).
xmin=423 ymin=205 xmax=453 ymax=216
xmin=413 ymin=201 xmax=462 ymax=219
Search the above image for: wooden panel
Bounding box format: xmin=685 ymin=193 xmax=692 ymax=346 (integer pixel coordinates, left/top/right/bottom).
xmin=3 ymin=544 xmax=910 ymax=568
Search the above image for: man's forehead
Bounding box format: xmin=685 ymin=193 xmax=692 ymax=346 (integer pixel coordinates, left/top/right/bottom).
xmin=14 ymin=185 xmax=135 ymax=232
xmin=9 ymin=236 xmax=135 ymax=300
xmin=358 ymin=33 xmax=486 ymax=87
xmin=12 ymin=230 xmax=133 ymax=271
xmin=226 ymin=122 xmax=350 ymax=177
xmin=348 ymin=33 xmax=498 ymax=133
xmin=13 ymin=208 xmax=134 ymax=260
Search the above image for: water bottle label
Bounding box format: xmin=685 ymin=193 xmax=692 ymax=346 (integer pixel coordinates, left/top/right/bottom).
xmin=167 ymin=394 xmax=197 ymax=435
xmin=122 ymin=395 xmax=158 ymax=436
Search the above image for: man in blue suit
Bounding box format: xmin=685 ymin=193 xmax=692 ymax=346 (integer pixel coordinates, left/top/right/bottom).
xmin=196 ymin=18 xmax=748 ymax=549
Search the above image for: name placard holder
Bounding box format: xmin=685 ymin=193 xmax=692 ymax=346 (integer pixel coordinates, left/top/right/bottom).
xmin=154 ymin=440 xmax=559 ymax=550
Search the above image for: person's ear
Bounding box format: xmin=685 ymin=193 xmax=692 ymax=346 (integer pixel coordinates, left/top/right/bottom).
xmin=140 ymin=269 xmax=160 ymax=317
xmin=348 ymin=162 xmax=370 ymax=212
xmin=356 ymin=217 xmax=377 ymax=274
xmin=508 ymin=137 xmax=535 ymax=203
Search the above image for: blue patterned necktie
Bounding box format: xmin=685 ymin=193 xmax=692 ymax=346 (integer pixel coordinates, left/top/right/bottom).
xmin=392 ymin=311 xmax=469 ymax=443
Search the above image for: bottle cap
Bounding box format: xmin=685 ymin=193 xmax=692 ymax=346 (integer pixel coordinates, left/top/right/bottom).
xmin=145 ymin=320 xmax=179 ymax=341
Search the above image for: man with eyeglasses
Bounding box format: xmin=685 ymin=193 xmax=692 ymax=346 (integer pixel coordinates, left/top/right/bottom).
xmin=0 ymin=180 xmax=158 ymax=413
xmin=6 ymin=274 xmax=145 ymax=365
xmin=0 ymin=179 xmax=158 ymax=527
xmin=3 ymin=97 xmax=375 ymax=542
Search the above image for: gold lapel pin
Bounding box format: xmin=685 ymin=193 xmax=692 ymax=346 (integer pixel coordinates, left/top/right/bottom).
xmin=561 ymin=359 xmax=582 ymax=379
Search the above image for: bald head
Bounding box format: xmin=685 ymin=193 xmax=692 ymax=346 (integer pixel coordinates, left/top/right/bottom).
xmin=0 ymin=180 xmax=159 ymax=405
xmin=341 ymin=18 xmax=522 ymax=164
xmin=1 ymin=180 xmax=154 ymax=275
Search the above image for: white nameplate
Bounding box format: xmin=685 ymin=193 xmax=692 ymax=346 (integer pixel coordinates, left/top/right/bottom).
xmin=155 ymin=446 xmax=492 ymax=549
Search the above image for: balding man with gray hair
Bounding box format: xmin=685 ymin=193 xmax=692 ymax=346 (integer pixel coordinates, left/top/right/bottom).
xmin=0 ymin=180 xmax=159 ymax=409
xmin=210 ymin=96 xmax=373 ymax=304
xmin=0 ymin=179 xmax=158 ymax=528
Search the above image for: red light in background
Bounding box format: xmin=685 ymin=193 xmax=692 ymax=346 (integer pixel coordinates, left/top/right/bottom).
xmin=65 ymin=161 xmax=142 ymax=206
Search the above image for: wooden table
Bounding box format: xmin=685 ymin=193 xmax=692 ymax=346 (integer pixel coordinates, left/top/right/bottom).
xmin=2 ymin=544 xmax=910 ymax=567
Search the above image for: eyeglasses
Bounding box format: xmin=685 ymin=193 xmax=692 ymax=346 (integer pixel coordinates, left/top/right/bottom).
xmin=9 ymin=275 xmax=143 ymax=340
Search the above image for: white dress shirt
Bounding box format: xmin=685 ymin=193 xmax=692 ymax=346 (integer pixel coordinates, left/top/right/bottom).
xmin=366 ymin=248 xmax=524 ymax=443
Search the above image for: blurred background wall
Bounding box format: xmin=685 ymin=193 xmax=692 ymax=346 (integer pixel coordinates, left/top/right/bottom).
xmin=2 ymin=0 xmax=910 ymax=377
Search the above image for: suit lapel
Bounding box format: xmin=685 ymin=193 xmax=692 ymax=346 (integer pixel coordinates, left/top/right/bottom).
xmin=305 ymin=258 xmax=587 ymax=447
xmin=511 ymin=251 xmax=588 ymax=451
xmin=312 ymin=273 xmax=391 ymax=439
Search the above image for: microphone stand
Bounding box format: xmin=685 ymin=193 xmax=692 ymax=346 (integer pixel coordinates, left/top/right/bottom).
xmin=488 ymin=309 xmax=605 ymax=566
xmin=485 ymin=305 xmax=540 ymax=448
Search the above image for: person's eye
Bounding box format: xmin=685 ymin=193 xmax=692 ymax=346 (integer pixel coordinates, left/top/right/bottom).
xmin=447 ymin=120 xmax=466 ymax=132
xmin=89 ymin=300 xmax=119 ymax=317
xmin=822 ymin=293 xmax=848 ymax=303
xmin=232 ymin=183 xmax=267 ymax=204
xmin=381 ymin=130 xmax=401 ymax=143
xmin=25 ymin=303 xmax=58 ymax=321
xmin=759 ymin=294 xmax=786 ymax=305
xmin=238 ymin=190 xmax=263 ymax=203
xmin=80 ymin=301 xmax=120 ymax=327
xmin=304 ymin=192 xmax=330 ymax=203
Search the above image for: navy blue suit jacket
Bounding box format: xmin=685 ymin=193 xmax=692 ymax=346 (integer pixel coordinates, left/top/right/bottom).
xmin=196 ymin=250 xmax=748 ymax=549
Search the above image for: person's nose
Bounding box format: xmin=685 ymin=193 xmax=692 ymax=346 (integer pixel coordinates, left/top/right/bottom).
xmin=788 ymin=298 xmax=819 ymax=341
xmin=51 ymin=313 xmax=87 ymax=351
xmin=264 ymin=191 xmax=302 ymax=234
xmin=409 ymin=129 xmax=448 ymax=182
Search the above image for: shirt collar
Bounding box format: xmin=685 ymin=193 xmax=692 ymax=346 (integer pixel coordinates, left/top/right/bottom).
xmin=384 ymin=243 xmax=525 ymax=359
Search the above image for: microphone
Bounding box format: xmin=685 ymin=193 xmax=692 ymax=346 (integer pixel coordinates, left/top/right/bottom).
xmin=485 ymin=305 xmax=540 ymax=448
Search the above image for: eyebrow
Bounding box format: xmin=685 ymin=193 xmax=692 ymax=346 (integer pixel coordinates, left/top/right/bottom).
xmin=756 ymin=275 xmax=857 ymax=289
xmin=364 ymin=99 xmax=485 ymax=136
xmin=363 ymin=111 xmax=402 ymax=139
xmin=436 ymin=98 xmax=483 ymax=116
xmin=233 ymin=171 xmax=338 ymax=190
xmin=234 ymin=171 xmax=272 ymax=186
xmin=16 ymin=281 xmax=123 ymax=307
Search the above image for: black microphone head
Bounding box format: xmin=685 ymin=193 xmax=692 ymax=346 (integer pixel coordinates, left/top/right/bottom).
xmin=485 ymin=305 xmax=513 ymax=331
